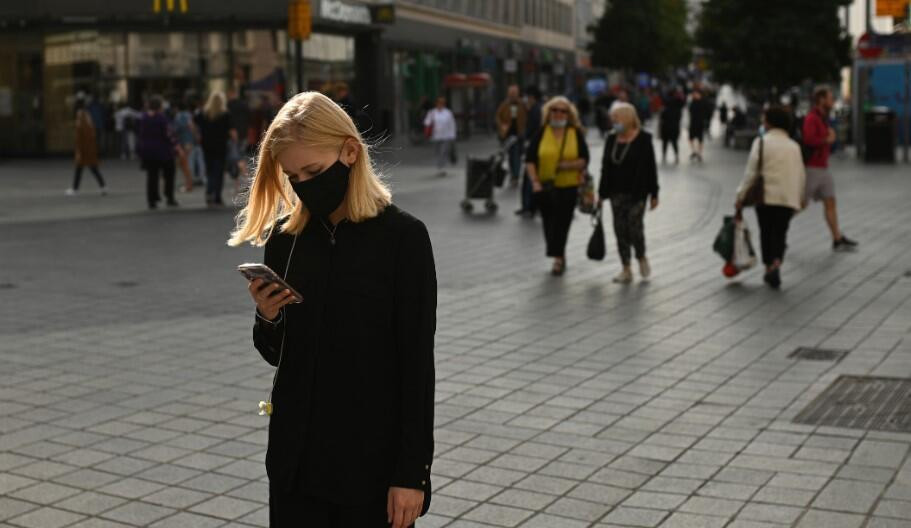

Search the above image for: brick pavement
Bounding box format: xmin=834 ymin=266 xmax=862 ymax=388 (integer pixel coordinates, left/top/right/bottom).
xmin=1 ymin=131 xmax=911 ymax=527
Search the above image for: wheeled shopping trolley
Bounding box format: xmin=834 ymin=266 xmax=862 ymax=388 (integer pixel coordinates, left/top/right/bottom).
xmin=460 ymin=137 xmax=515 ymax=214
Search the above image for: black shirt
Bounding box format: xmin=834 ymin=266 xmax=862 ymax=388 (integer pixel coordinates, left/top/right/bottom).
xmin=598 ymin=131 xmax=659 ymax=200
xmin=194 ymin=112 xmax=233 ymax=160
xmin=252 ymin=205 xmax=436 ymax=513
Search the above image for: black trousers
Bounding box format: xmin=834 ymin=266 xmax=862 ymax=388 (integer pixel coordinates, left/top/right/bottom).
xmin=73 ymin=165 xmax=105 ymax=190
xmin=755 ymin=204 xmax=794 ymax=266
xmin=145 ymin=159 xmax=176 ymax=206
xmin=536 ymin=186 xmax=578 ymax=258
xmin=205 ymin=155 xmax=226 ymax=204
xmin=270 ymin=489 xmax=412 ymax=528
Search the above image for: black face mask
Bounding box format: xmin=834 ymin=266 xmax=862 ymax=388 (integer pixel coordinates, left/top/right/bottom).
xmin=291 ymin=160 xmax=350 ymax=218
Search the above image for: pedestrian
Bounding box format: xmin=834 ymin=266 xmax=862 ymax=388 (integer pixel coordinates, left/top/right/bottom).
xmin=227 ymin=87 xmax=251 ymax=196
xmin=594 ymin=90 xmax=615 ymax=138
xmin=66 ymin=100 xmax=107 ymax=196
xmin=516 ymin=85 xmax=543 ymax=218
xmin=659 ymin=88 xmax=685 ymax=164
xmin=114 ymin=103 xmax=140 ymax=160
xmin=189 ymin=97 xmax=207 ymax=186
xmin=803 ymin=86 xmax=858 ymax=251
xmin=423 ymin=96 xmax=457 ymax=177
xmin=228 ymin=91 xmax=436 ymax=528
xmin=173 ymin=101 xmax=196 ymax=192
xmin=598 ymin=102 xmax=659 ymax=284
xmin=735 ymin=105 xmax=806 ymax=289
xmin=525 ymin=96 xmax=590 ymax=276
xmin=688 ymin=89 xmax=709 ymax=162
xmin=195 ymin=91 xmax=237 ymax=206
xmin=719 ymin=101 xmax=729 ymax=126
xmin=137 ymin=96 xmax=178 ymax=209
xmin=495 ymin=84 xmax=527 ymax=186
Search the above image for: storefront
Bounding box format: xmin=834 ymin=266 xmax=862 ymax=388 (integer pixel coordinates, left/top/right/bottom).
xmin=0 ymin=0 xmax=380 ymax=156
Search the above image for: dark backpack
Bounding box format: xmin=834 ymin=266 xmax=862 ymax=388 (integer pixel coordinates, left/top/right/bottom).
xmin=791 ymin=115 xmax=815 ymax=164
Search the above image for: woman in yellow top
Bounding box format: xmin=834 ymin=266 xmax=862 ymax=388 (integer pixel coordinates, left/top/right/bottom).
xmin=525 ymin=96 xmax=590 ymax=276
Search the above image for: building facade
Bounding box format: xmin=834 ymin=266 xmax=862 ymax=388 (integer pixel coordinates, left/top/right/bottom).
xmin=0 ymin=0 xmax=587 ymax=155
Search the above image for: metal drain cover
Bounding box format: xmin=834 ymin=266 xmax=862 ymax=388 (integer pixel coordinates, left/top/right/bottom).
xmin=788 ymin=347 xmax=848 ymax=361
xmin=793 ymin=376 xmax=911 ymax=432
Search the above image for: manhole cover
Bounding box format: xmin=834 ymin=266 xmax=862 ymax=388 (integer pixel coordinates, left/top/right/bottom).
xmin=793 ymin=376 xmax=911 ymax=432
xmin=113 ymin=281 xmax=139 ymax=288
xmin=0 ymin=282 xmax=15 ymax=289
xmin=788 ymin=347 xmax=848 ymax=361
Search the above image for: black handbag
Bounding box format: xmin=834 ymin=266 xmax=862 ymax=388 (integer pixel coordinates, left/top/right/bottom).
xmin=741 ymin=137 xmax=765 ymax=207
xmin=587 ymin=206 xmax=606 ymax=261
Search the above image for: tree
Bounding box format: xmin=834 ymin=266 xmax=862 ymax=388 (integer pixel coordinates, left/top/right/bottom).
xmin=696 ymin=0 xmax=852 ymax=97
xmin=588 ymin=0 xmax=693 ymax=74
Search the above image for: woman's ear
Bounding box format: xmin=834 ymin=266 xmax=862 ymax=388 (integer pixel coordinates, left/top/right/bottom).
xmin=342 ymin=139 xmax=359 ymax=166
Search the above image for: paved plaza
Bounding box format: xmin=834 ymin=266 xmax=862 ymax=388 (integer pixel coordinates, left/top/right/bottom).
xmin=2 ymin=131 xmax=911 ymax=528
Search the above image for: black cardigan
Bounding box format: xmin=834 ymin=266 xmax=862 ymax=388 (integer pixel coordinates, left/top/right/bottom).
xmin=252 ymin=204 xmax=436 ymax=514
xmin=599 ymin=131 xmax=659 ymax=201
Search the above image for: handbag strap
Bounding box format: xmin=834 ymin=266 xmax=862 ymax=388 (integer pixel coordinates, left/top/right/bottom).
xmin=757 ymin=136 xmax=764 ymax=180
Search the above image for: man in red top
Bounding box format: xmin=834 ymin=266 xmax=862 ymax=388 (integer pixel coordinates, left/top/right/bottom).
xmin=803 ymin=86 xmax=858 ymax=251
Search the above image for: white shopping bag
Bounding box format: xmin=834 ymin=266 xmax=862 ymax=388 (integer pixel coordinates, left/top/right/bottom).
xmin=733 ymin=219 xmax=757 ymax=271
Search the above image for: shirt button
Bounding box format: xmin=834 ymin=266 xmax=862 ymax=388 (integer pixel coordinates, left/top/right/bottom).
xmin=424 ymin=465 xmax=429 ymax=470
xmin=421 ymin=480 xmax=426 ymax=485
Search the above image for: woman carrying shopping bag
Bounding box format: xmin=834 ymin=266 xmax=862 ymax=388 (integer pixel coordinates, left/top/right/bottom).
xmin=598 ymin=102 xmax=659 ymax=284
xmin=735 ymin=105 xmax=806 ymax=289
xmin=525 ymin=96 xmax=590 ymax=276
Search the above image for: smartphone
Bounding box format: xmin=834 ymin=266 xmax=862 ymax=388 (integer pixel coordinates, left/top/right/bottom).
xmin=237 ymin=263 xmax=303 ymax=303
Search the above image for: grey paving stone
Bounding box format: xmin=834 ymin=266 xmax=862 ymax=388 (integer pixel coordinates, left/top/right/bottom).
xmin=812 ymin=479 xmax=887 ymax=513
xmin=148 ymin=512 xmax=226 ymax=528
xmin=188 ymin=495 xmax=262 ymax=520
xmin=53 ymin=491 xmax=127 ymax=516
xmin=99 ymin=501 xmax=175 ymax=525
xmin=463 ymin=503 xmax=535 ymax=527
xmin=602 ymin=506 xmax=669 ymax=527
xmin=795 ymin=509 xmax=866 ymax=528
xmin=738 ymin=503 xmax=803 ymax=524
xmin=544 ymin=497 xmax=612 ymax=522
xmin=489 ymin=489 xmax=557 ymax=511
xmin=659 ymin=512 xmax=728 ymax=527
xmin=678 ymin=496 xmax=744 ymax=517
xmin=874 ymin=499 xmax=911 ymax=520
xmin=7 ymin=506 xmax=85 ymax=528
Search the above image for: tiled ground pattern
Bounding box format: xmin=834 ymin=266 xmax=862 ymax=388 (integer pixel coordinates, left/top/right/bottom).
xmin=2 ymin=133 xmax=911 ymax=527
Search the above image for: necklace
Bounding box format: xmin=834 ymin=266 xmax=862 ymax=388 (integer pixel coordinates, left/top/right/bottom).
xmin=319 ymin=219 xmax=340 ymax=245
xmin=611 ymin=137 xmax=632 ymax=165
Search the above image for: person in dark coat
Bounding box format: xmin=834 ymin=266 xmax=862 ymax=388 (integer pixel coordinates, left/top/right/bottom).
xmin=137 ymin=96 xmax=178 ymax=209
xmin=516 ymin=85 xmax=544 ymax=218
xmin=66 ymin=99 xmax=107 ymax=196
xmin=195 ymin=91 xmax=237 ymax=206
xmin=688 ymin=90 xmax=710 ymax=162
xmin=599 ymin=102 xmax=660 ymax=284
xmin=229 ymin=91 xmax=436 ymax=528
xmin=659 ymin=88 xmax=685 ymax=164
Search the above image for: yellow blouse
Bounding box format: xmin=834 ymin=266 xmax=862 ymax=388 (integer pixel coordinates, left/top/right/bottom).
xmin=537 ymin=125 xmax=580 ymax=188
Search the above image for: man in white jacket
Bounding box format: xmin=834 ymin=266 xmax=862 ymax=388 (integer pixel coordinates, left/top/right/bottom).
xmin=735 ymin=105 xmax=806 ymax=289
xmin=423 ymin=96 xmax=457 ymax=177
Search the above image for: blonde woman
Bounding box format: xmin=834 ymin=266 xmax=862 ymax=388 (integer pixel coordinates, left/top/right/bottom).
xmin=66 ymin=100 xmax=107 ymax=196
xmin=525 ymin=96 xmax=590 ymax=276
xmin=229 ymin=92 xmax=436 ymax=528
xmin=598 ymin=102 xmax=659 ymax=283
xmin=195 ymin=91 xmax=236 ymax=205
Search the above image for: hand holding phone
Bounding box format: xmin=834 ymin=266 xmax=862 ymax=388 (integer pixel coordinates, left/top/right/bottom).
xmin=238 ymin=263 xmax=303 ymax=320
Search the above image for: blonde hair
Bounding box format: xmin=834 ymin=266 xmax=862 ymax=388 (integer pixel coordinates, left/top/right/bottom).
xmin=609 ymin=101 xmax=641 ymax=131
xmin=228 ymin=91 xmax=392 ymax=247
xmin=204 ymin=91 xmax=227 ymax=120
xmin=541 ymin=96 xmax=583 ymax=132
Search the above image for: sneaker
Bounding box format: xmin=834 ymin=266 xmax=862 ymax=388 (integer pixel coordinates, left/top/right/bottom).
xmin=65 ymin=188 xmax=77 ymax=196
xmin=638 ymin=258 xmax=651 ymax=279
xmin=166 ymin=200 xmax=179 ymax=207
xmin=763 ymin=268 xmax=781 ymax=289
xmin=833 ymin=235 xmax=858 ymax=252
xmin=613 ymin=268 xmax=633 ymax=284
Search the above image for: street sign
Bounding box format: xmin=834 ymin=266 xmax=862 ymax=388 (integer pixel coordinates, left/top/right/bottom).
xmin=288 ymin=0 xmax=311 ymax=40
xmin=858 ymin=32 xmax=884 ymax=59
xmin=877 ymin=0 xmax=909 ymax=18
